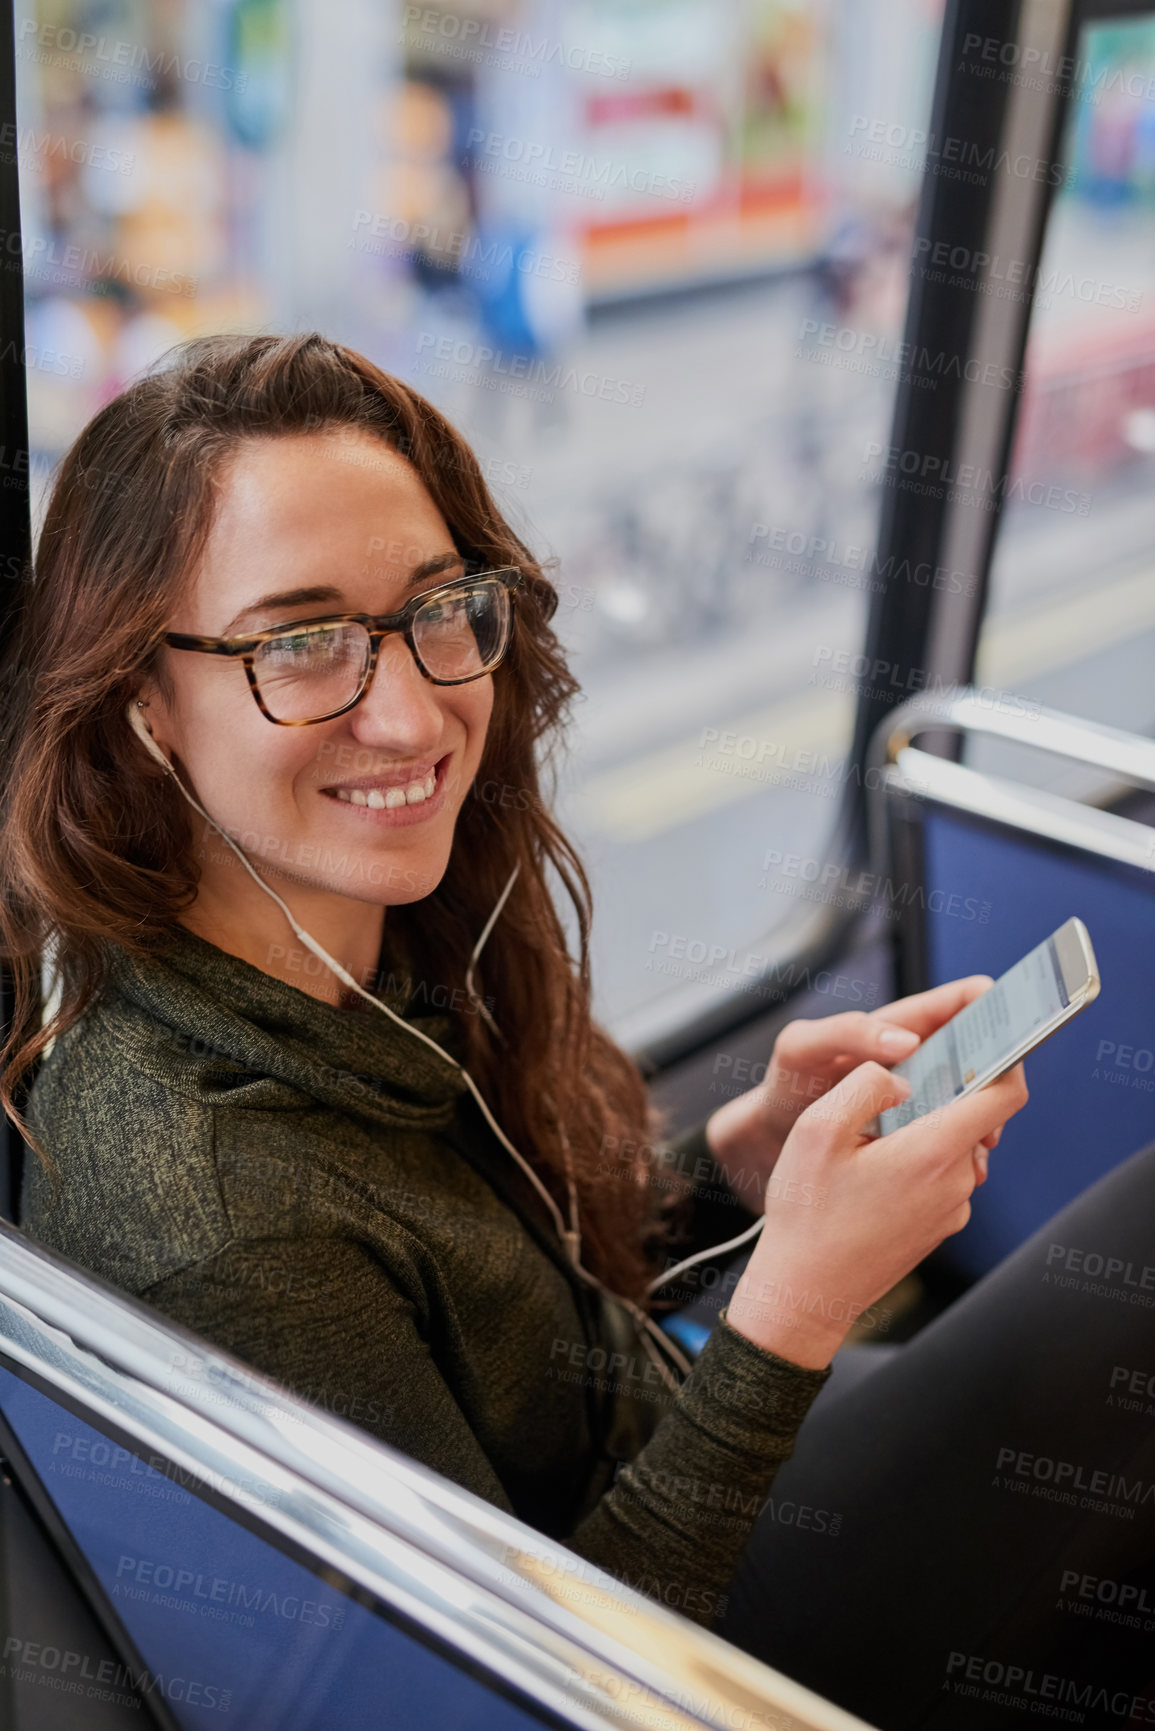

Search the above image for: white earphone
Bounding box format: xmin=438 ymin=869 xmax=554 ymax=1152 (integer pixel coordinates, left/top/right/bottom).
xmin=127 ymin=700 xmax=764 ymax=1390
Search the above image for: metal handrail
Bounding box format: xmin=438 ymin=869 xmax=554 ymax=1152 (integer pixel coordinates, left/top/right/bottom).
xmin=866 ymin=687 xmax=1155 ymax=874
xmin=868 ymin=687 xmax=1155 ymax=793
xmin=0 ymin=1221 xmax=875 ymax=1731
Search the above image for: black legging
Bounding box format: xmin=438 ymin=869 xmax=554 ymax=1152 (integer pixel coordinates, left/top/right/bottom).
xmin=716 ymin=1138 xmax=1155 ymax=1731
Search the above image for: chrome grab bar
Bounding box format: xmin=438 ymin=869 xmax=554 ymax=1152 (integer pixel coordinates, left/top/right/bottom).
xmin=866 ymin=688 xmax=1155 ymax=875
xmin=868 ymin=687 xmax=1155 ymax=794
xmin=0 ymin=1222 xmax=876 ymax=1731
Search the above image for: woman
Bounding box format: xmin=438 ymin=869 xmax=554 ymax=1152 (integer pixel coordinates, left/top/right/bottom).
xmin=0 ymin=332 xmax=1025 ymax=1637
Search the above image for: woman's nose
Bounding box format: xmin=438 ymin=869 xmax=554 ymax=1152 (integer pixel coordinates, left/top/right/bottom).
xmin=347 ymin=632 xmax=444 ymax=746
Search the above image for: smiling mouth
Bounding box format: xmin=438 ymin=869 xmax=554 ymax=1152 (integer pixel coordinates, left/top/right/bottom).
xmin=320 ymin=756 xmax=446 ymax=811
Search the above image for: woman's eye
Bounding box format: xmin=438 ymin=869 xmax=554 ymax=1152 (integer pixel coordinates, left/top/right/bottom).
xmin=426 ymin=595 xmax=467 ymax=624
xmin=269 ymin=632 xmax=309 ymax=657
xmin=274 ymin=628 xmax=336 ymax=656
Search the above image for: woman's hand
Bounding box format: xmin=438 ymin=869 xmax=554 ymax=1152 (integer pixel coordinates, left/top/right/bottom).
xmin=726 ymin=1057 xmax=1029 ymax=1370
xmin=703 ymin=975 xmax=1003 ymax=1196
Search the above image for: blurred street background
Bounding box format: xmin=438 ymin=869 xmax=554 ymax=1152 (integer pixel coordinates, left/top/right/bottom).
xmin=14 ymin=0 xmax=1155 ymax=1031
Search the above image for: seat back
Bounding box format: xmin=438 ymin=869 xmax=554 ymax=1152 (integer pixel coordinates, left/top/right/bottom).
xmin=0 ymin=1220 xmax=873 ymax=1731
xmin=870 ymin=690 xmax=1155 ymax=1279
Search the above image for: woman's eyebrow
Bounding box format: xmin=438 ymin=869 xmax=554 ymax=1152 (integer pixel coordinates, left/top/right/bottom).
xmin=222 ymin=585 xmax=343 ymax=635
xmin=405 ymin=551 xmax=466 ymax=585
xmin=221 ymin=554 xmax=465 ymax=635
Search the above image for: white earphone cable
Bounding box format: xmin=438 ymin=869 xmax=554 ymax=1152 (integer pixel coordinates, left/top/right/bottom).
xmin=647 ymin=1217 xmax=765 ymax=1297
xmin=129 ymin=705 xmax=712 ymax=1386
xmin=465 ymin=870 xmax=517 ymax=1045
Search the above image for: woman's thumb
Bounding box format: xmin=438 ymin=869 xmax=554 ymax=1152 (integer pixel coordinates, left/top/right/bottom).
xmin=799 ymin=1060 xmax=912 ymax=1140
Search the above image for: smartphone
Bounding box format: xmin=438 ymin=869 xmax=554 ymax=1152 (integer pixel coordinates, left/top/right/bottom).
xmin=867 ymin=917 xmax=1100 ymax=1137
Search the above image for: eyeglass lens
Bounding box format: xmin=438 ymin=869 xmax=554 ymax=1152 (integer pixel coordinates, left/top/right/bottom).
xmin=251 ymin=579 xmax=511 ymax=722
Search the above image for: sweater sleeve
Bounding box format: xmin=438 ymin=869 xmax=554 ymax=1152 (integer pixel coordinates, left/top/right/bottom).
xmin=564 ymin=1311 xmax=830 ymax=1626
xmin=137 ymin=1232 xmax=829 ymax=1631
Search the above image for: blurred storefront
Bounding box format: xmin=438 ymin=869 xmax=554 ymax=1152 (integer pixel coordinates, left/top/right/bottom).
xmin=19 ymin=0 xmax=1155 ymax=478
xmin=18 ymin=0 xmax=284 ymax=466
xmin=15 ymin=0 xmax=942 ymax=468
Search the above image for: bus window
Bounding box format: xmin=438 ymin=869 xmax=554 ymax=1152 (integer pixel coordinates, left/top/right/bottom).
xmin=974 ymin=15 xmax=1155 ymax=753
xmin=12 ymin=0 xmax=947 ymax=1041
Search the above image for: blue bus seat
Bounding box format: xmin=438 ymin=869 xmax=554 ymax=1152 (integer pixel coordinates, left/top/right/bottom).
xmin=871 ymin=692 xmax=1155 ymax=1281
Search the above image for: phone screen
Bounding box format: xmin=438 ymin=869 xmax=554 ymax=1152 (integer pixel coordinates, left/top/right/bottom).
xmin=878 ymin=934 xmax=1070 ymax=1134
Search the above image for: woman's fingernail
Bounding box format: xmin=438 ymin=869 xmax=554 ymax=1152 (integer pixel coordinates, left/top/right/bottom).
xmin=880 ymin=1026 xmax=919 ymax=1052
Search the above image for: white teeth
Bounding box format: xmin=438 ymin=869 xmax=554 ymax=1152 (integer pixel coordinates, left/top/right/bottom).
xmin=333 ymin=767 xmax=439 ymax=809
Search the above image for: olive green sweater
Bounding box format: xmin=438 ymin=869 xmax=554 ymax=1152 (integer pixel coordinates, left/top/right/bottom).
xmin=20 ymin=927 xmax=830 ymax=1627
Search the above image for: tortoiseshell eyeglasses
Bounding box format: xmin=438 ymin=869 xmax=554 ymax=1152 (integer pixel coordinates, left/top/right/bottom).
xmin=163 ymin=567 xmax=525 ymax=726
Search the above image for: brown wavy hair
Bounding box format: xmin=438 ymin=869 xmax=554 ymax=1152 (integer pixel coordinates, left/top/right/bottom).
xmin=0 ymin=331 xmax=680 ymax=1303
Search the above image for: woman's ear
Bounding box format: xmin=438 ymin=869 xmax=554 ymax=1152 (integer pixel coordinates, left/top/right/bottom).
xmin=133 ymin=676 xmax=175 ymax=749
xmin=128 ymin=693 xmax=175 ymax=773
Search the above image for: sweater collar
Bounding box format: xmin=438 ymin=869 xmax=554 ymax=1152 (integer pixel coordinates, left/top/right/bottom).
xmin=105 ymin=924 xmax=471 ymax=1116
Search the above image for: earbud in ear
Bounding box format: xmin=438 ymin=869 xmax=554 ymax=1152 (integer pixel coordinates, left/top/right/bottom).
xmin=127 ymin=699 xmax=174 ymax=774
